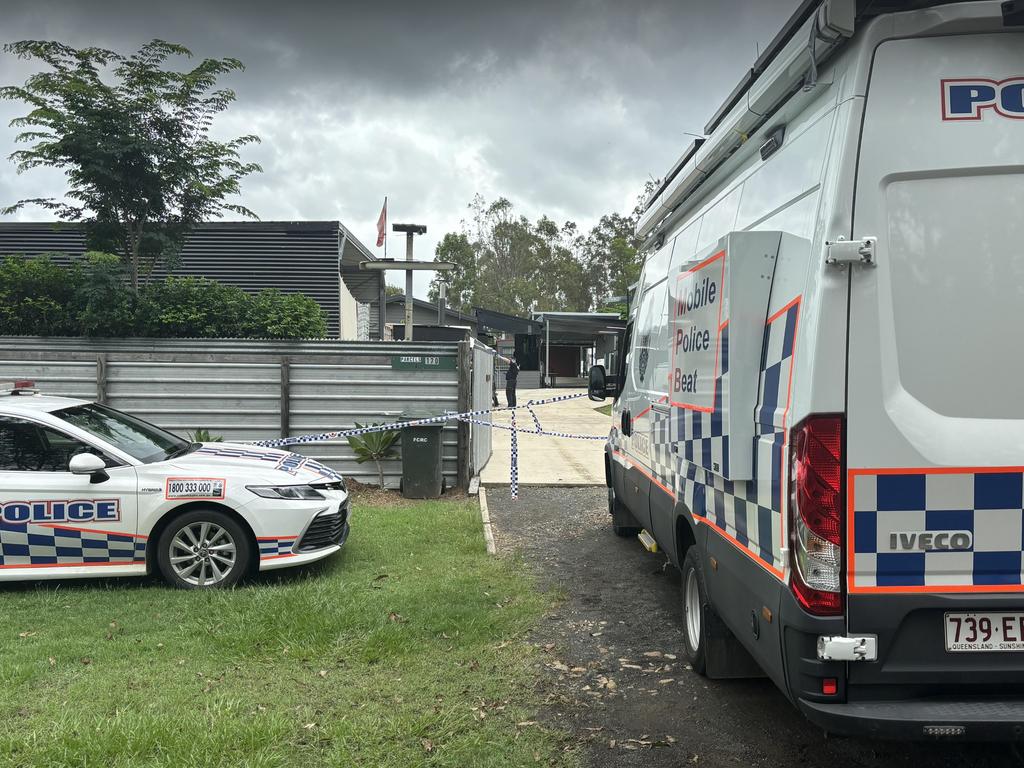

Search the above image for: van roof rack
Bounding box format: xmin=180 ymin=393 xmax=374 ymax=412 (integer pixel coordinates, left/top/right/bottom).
xmin=703 ymin=0 xmax=989 ymax=136
xmin=640 ymin=0 xmax=992 ymax=240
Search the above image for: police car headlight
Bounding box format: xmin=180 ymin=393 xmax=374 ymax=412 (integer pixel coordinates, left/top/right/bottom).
xmin=247 ymin=484 xmax=325 ymax=500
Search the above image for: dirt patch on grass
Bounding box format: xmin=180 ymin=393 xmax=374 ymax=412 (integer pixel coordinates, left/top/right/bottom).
xmin=347 ymin=479 xmax=468 ymax=508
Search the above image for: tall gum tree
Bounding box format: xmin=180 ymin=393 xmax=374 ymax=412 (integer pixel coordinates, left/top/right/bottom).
xmin=0 ymin=40 xmax=262 ymax=288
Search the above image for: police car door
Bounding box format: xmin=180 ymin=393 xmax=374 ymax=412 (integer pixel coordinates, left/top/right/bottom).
xmin=0 ymin=416 xmax=140 ymax=572
xmin=847 ymin=30 xmax=1024 ymax=678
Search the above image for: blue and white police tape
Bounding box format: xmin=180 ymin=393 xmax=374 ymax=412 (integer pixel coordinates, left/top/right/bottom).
xmin=509 ymin=409 xmax=519 ymax=500
xmin=249 ymin=391 xmax=605 ymax=499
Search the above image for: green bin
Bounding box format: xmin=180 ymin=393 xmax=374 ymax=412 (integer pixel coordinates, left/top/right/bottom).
xmin=399 ymin=410 xmax=445 ymax=499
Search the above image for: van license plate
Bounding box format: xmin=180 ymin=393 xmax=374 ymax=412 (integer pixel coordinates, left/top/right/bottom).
xmin=944 ymin=612 xmax=1024 ymax=652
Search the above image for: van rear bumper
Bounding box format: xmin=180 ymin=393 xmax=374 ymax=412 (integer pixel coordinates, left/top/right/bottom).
xmin=798 ymin=698 xmax=1024 ymax=741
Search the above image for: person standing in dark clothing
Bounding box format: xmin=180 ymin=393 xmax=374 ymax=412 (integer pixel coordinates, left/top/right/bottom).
xmin=505 ymin=355 xmax=519 ymax=408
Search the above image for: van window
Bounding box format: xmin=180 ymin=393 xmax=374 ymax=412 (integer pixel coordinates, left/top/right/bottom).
xmin=642 ymin=238 xmax=674 ymax=292
xmin=886 ymin=173 xmax=1024 ymax=419
xmin=736 ymin=115 xmax=831 ymax=231
xmin=695 ymin=186 xmax=741 ymax=254
xmin=667 ymin=219 xmax=700 ymax=274
xmin=630 ymin=279 xmax=670 ymax=397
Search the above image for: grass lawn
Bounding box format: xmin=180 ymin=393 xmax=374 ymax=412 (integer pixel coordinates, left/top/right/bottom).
xmin=593 ymin=404 xmax=612 ymax=417
xmin=0 ymin=496 xmax=575 ymax=768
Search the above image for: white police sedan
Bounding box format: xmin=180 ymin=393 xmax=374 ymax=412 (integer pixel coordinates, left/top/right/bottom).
xmin=0 ymin=381 xmax=349 ymax=588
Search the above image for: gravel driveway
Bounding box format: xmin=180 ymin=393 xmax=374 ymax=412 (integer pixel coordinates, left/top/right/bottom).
xmin=485 ymin=485 xmax=1021 ymax=768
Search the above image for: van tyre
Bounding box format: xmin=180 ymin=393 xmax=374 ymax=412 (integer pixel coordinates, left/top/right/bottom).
xmin=156 ymin=509 xmax=252 ymax=589
xmin=609 ymin=486 xmax=642 ymax=537
xmin=681 ymin=547 xmax=709 ymax=675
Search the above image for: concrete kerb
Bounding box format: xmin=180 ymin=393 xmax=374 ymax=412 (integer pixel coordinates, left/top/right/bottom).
xmin=478 ymin=487 xmax=497 ymax=555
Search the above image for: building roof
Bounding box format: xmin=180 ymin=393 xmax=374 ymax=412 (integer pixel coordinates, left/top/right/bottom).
xmin=385 ymin=294 xmax=477 ymax=326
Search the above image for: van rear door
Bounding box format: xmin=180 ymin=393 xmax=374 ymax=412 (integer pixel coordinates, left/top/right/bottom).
xmin=847 ymin=31 xmax=1024 ymax=692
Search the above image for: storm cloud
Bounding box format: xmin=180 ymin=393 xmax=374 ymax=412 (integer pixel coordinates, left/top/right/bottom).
xmin=0 ymin=0 xmax=798 ymax=296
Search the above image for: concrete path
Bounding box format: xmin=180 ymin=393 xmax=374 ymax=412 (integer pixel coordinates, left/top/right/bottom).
xmin=479 ymin=387 xmax=610 ymax=486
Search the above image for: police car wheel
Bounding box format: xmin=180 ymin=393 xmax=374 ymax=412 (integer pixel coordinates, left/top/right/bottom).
xmin=156 ymin=510 xmax=252 ymax=589
xmin=681 ymin=547 xmax=708 ymax=675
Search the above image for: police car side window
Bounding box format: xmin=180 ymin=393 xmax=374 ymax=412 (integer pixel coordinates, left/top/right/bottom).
xmin=0 ymin=416 xmax=110 ymax=473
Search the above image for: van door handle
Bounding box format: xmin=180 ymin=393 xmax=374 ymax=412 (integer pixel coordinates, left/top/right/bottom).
xmin=621 ymin=410 xmax=632 ymax=437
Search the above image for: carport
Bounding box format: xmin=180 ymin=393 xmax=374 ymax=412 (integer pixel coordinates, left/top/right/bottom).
xmin=531 ymin=311 xmax=625 ymax=387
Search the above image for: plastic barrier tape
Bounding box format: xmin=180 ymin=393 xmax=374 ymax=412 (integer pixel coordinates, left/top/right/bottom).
xmin=249 ymin=393 xmax=605 ymax=498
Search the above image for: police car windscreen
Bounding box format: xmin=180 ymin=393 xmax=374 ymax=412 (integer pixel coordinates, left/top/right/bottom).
xmin=54 ymin=403 xmax=191 ymax=464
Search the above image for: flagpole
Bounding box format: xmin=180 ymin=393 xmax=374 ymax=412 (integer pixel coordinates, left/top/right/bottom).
xmin=384 ymin=196 xmax=388 ymax=260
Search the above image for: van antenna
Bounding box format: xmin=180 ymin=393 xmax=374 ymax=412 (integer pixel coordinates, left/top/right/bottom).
xmin=682 ymin=131 xmax=706 ymax=140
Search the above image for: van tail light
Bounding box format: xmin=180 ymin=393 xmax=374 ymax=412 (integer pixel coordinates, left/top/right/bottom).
xmin=789 ymin=415 xmax=844 ymax=616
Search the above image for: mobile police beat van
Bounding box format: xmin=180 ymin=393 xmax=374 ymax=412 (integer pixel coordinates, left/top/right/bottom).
xmin=588 ymin=0 xmax=1024 ymax=740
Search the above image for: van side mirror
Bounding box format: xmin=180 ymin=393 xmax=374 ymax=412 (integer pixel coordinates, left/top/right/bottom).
xmin=70 ymin=452 xmax=109 ymax=483
xmin=588 ymin=365 xmax=608 ymax=401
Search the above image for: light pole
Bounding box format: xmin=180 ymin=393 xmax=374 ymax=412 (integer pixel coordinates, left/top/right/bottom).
xmin=392 ymin=223 xmax=426 ymax=341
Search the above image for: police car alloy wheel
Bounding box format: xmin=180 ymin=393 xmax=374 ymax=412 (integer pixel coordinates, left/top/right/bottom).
xmin=157 ymin=510 xmax=252 ymax=589
xmin=681 ymin=548 xmax=708 ymax=675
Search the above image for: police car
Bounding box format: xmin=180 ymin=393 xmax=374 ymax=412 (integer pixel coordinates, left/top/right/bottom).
xmin=0 ymin=381 xmax=350 ymax=588
xmin=589 ymin=0 xmax=1024 ymax=740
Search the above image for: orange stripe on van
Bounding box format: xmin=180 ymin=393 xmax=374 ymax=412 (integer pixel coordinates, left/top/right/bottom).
xmin=612 ymin=449 xmax=674 ymax=499
xmin=776 ymin=297 xmax=801 ymax=553
xmin=693 ymin=512 xmax=786 ymax=581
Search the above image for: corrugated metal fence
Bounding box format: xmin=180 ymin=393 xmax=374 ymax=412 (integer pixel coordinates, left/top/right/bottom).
xmin=0 ymin=337 xmax=495 ymax=490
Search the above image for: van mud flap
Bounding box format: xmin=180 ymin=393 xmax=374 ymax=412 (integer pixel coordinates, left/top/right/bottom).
xmin=705 ymin=603 xmax=766 ymax=679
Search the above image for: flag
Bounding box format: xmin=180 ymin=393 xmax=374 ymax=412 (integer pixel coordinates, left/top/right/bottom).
xmin=376 ymin=197 xmax=387 ymax=248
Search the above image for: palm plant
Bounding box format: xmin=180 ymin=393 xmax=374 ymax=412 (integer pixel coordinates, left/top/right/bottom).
xmin=346 ymin=423 xmax=401 ymax=488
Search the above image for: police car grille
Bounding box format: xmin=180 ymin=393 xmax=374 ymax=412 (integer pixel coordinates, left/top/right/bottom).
xmin=297 ymin=506 xmax=347 ymax=552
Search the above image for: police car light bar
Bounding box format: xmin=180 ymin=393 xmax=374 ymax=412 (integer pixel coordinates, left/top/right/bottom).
xmin=1 ymin=380 xmax=37 ymax=395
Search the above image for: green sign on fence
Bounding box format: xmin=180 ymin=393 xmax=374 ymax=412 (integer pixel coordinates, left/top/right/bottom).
xmin=390 ymin=354 xmax=457 ymax=371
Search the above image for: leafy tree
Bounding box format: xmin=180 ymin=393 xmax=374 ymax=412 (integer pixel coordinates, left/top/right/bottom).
xmin=428 ymin=184 xmax=654 ymax=318
xmin=0 ymin=39 xmax=262 ymax=288
xmin=428 ymin=232 xmax=476 ymax=312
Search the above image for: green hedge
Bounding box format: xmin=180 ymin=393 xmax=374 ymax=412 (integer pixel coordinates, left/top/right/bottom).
xmin=0 ymin=253 xmax=328 ymax=339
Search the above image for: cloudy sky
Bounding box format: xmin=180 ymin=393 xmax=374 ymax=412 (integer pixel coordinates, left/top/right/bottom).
xmin=0 ymin=0 xmax=797 ymax=297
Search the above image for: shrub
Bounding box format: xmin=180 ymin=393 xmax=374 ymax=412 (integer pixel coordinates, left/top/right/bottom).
xmin=0 ymin=255 xmax=79 ymax=335
xmin=73 ymin=252 xmax=138 ymax=337
xmin=138 ymin=277 xmax=251 ymax=337
xmin=0 ymin=253 xmax=329 ymax=339
xmin=246 ymin=288 xmax=327 ymax=339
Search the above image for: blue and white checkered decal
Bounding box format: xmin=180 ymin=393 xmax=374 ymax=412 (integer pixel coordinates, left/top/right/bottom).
xmin=258 ymin=536 xmax=298 ymax=559
xmin=638 ymin=299 xmax=799 ymax=577
xmin=0 ymin=522 xmax=146 ymax=568
xmin=851 ymin=470 xmax=1024 ymax=591
xmin=197 ymin=446 xmax=343 ymax=481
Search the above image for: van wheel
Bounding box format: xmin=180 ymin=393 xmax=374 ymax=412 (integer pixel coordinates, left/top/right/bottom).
xmin=609 ymin=486 xmax=641 ymax=537
xmin=156 ymin=509 xmax=252 ymax=589
xmin=681 ymin=547 xmax=708 ymax=675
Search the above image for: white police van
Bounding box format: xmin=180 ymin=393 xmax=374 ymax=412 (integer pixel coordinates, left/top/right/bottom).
xmin=589 ymin=0 xmax=1024 ymax=740
xmin=0 ymin=381 xmax=349 ymax=588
